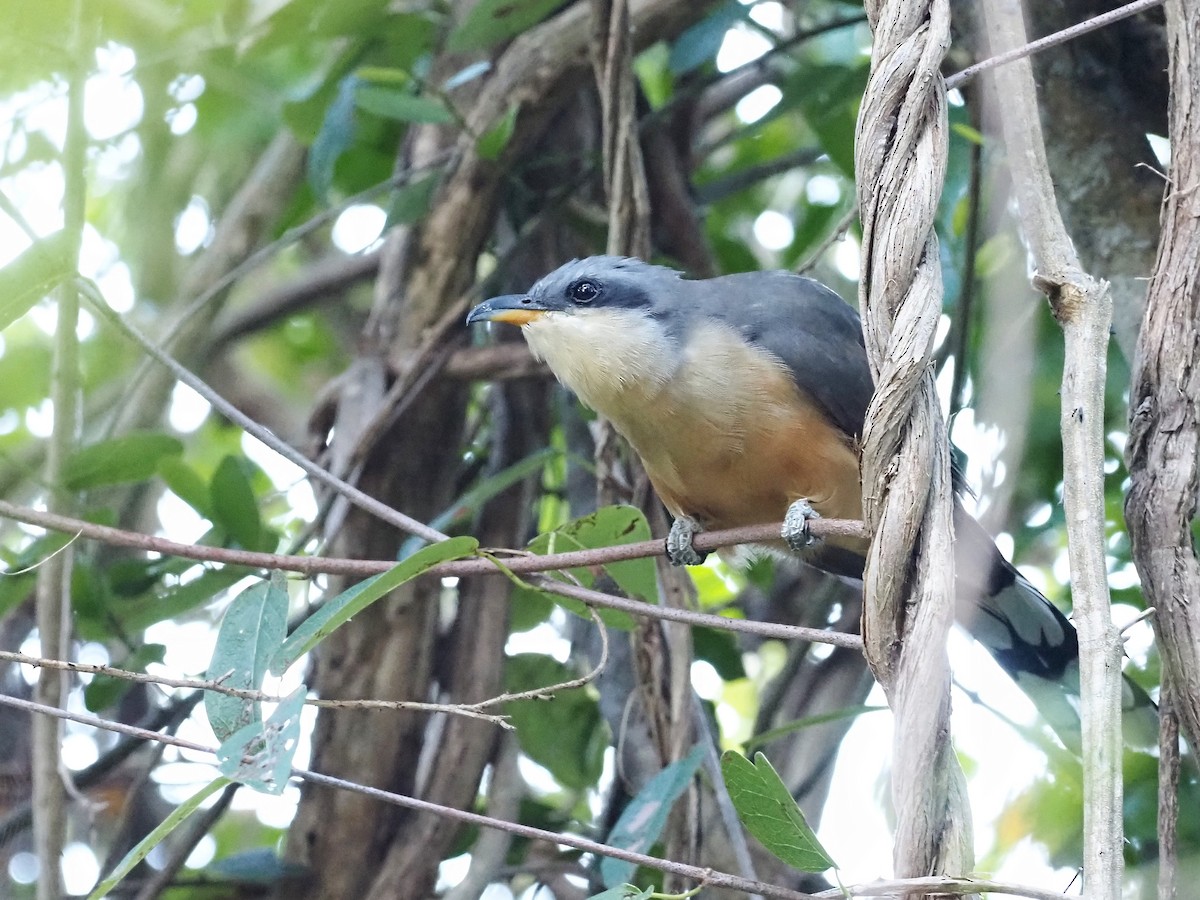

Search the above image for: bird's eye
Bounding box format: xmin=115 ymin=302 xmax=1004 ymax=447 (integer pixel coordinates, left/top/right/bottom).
xmin=569 ymin=279 xmax=600 ymax=304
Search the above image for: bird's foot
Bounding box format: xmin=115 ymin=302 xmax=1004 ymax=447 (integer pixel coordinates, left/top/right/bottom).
xmin=666 ymin=515 xmax=708 ymax=567
xmin=782 ymin=499 xmax=821 ymax=552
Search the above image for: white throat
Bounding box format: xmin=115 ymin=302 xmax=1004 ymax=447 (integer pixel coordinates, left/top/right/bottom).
xmin=521 ymin=309 xmax=679 ymax=414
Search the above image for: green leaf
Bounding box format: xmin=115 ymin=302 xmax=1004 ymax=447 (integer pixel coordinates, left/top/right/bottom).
xmin=692 ymin=626 xmax=746 ymax=681
xmin=206 ymin=573 xmax=290 ymax=742
xmin=601 ymin=744 xmax=706 ymax=887
xmin=157 ymin=456 xmax=212 ymax=517
xmin=951 ymin=122 xmax=985 ymax=145
xmin=447 ymin=0 xmax=564 ymax=53
xmin=63 ymin=432 xmax=184 ymax=491
xmin=0 ymin=341 xmax=51 ymax=408
xmin=216 ymin=687 xmax=305 ymax=794
xmin=975 ymin=233 xmax=1016 ymax=279
xmin=354 ymin=84 xmax=454 ymax=124
xmin=270 ymin=536 xmax=479 ymax=674
xmin=528 ymin=505 xmax=657 ymax=629
xmin=355 ymin=66 xmax=410 ymax=86
xmin=86 ymin=566 xmax=254 ymax=637
xmin=721 ymin=751 xmax=836 ymax=872
xmin=792 ymin=62 xmax=870 ymax=178
xmin=210 ymin=456 xmax=264 ymax=550
xmin=309 ymin=75 xmax=359 ymax=203
xmin=88 ymin=777 xmax=232 ymax=900
xmin=477 ymin=103 xmax=518 ymax=160
xmin=506 ymin=653 xmax=607 ymax=790
xmin=0 ymin=230 xmax=71 ymax=333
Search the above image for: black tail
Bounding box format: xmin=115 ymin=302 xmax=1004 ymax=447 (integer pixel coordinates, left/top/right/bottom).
xmin=952 ymin=503 xmax=1157 ymax=752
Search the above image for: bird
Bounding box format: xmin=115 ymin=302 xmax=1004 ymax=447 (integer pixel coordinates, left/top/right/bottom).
xmin=466 ymin=255 xmax=1152 ymax=748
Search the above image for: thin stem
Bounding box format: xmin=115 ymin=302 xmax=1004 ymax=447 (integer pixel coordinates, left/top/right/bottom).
xmin=0 ymin=691 xmax=1080 ymax=900
xmin=32 ymin=5 xmax=87 ymax=895
xmin=0 ymin=498 xmax=865 ymax=648
xmin=945 ymin=0 xmax=1165 ymax=91
xmin=77 ymin=281 xmax=448 ymax=545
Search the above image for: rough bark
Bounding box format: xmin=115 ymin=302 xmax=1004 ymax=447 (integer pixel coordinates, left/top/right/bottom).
xmin=1126 ymin=0 xmax=1200 ymax=762
xmin=281 ymin=3 xmax=704 ymax=896
xmin=952 ymin=0 xmax=1167 ymax=362
xmin=1026 ymin=0 xmax=1167 ymax=362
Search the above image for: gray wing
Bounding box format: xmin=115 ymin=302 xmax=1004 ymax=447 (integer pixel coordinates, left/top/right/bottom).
xmin=694 ymin=271 xmax=874 ymax=440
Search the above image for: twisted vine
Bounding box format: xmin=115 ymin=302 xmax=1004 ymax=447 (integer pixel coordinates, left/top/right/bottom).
xmin=854 ymin=0 xmax=975 ymax=881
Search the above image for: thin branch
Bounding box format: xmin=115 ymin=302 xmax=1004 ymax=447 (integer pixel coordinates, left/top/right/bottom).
xmin=77 ymin=281 xmax=448 ymax=545
xmin=0 ymin=691 xmax=1082 ymax=900
xmin=694 ymin=148 xmax=824 ymax=205
xmin=531 ymin=576 xmax=862 ymax=648
xmin=141 ymin=154 xmax=449 ymax=371
xmin=1158 ymin=673 xmax=1180 ymax=900
xmin=0 ymin=696 xmax=201 ymax=850
xmin=0 ymin=692 xmax=820 ymax=900
xmin=0 ymin=498 xmax=865 ymax=648
xmin=979 ymin=0 xmax=1122 ymax=893
xmin=33 ymin=5 xmax=87 ymax=894
xmin=814 ymin=876 xmax=1077 ymax=900
xmin=945 ymin=0 xmax=1165 ymax=91
xmin=0 ymin=498 xmax=865 ymax=579
xmin=795 ymin=203 xmax=859 ymax=275
xmin=0 ymin=650 xmax=511 ymax=727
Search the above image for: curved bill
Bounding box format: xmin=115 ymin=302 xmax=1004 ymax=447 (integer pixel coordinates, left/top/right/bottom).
xmin=465 ymin=294 xmax=550 ymax=326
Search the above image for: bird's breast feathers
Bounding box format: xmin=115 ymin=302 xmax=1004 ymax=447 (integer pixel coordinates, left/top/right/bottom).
xmin=521 ymin=310 xmax=863 ymax=534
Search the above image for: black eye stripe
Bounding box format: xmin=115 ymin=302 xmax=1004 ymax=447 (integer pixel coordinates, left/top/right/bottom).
xmin=569 ymin=279 xmax=600 ymax=303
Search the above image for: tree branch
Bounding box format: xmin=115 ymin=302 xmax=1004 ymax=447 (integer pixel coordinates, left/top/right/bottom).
xmin=0 ymin=692 xmax=1078 ymax=900
xmin=32 ymin=6 xmax=87 ymax=893
xmin=945 ymin=0 xmax=1165 ymax=91
xmin=979 ymin=0 xmax=1122 ymax=894
xmin=1126 ymin=0 xmax=1200 ymax=771
xmin=0 ymin=499 xmax=865 ymax=648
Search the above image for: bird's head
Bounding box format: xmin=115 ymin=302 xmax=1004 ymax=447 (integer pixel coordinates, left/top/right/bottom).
xmin=466 ymin=256 xmax=689 ymax=406
xmin=465 ymin=256 xmax=683 ymax=328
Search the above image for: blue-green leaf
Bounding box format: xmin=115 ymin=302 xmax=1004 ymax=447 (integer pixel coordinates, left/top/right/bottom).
xmin=216 ymin=687 xmax=305 ymax=794
xmin=601 ymin=744 xmax=707 ymax=887
xmin=669 ymin=1 xmax=750 ymax=75
xmin=206 ymin=573 xmax=289 ymax=741
xmin=309 ymin=75 xmax=359 ymax=203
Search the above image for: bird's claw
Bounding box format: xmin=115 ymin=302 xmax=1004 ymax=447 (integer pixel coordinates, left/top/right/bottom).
xmin=782 ymin=499 xmax=821 ymax=552
xmin=666 ymin=515 xmax=708 ymax=567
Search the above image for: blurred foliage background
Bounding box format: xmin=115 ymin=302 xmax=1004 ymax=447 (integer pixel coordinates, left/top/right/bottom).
xmin=0 ymin=0 xmax=1194 ymax=897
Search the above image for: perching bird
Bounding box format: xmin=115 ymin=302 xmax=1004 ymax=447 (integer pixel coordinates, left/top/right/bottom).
xmin=466 ymin=255 xmax=1150 ymax=747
